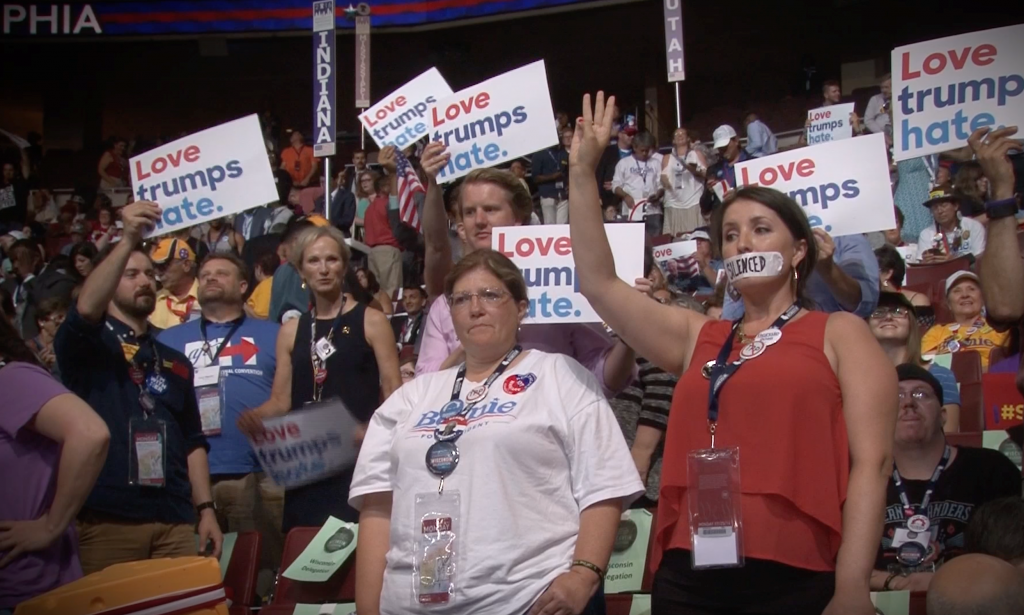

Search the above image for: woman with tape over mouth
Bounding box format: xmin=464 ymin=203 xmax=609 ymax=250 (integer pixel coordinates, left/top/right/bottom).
xmin=567 ymin=92 xmax=898 ymax=615
xmin=348 ymin=249 xmax=643 ymax=615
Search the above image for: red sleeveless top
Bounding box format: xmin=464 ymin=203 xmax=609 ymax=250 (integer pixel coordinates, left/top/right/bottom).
xmin=655 ymin=311 xmax=849 ymax=572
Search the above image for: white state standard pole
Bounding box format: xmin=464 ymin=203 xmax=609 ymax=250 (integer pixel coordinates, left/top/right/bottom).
xmin=323 ymin=156 xmax=331 ymax=223
xmin=674 ymin=81 xmax=681 ymax=128
xmin=360 ymin=109 xmax=366 ymax=150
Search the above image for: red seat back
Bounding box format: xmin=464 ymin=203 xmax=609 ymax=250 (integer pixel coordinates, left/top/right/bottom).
xmin=959 ymin=382 xmax=984 ymax=433
xmin=606 ymin=594 xmax=634 ymax=615
xmin=223 ymin=531 xmax=262 ymax=608
xmin=951 ymin=351 xmax=983 ymax=385
xmin=905 ymin=256 xmax=971 ymax=288
xmin=271 ymin=527 xmax=357 ymax=606
xmin=946 ymin=431 xmax=983 ymax=448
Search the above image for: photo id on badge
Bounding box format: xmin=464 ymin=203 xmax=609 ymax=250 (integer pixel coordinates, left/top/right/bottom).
xmin=687 ymin=447 xmax=744 ymax=569
xmin=129 ymin=415 xmax=167 ymax=488
xmin=197 ymin=386 xmax=222 ymax=436
xmin=413 ymin=490 xmax=461 ymax=608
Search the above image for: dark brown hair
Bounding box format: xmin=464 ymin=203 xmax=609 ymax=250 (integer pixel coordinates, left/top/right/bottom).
xmin=444 ymin=249 xmax=528 ymax=305
xmin=200 ymin=251 xmax=249 ymax=282
xmin=710 ymin=186 xmax=818 ymax=305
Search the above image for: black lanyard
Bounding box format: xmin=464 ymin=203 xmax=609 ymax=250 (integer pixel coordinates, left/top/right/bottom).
xmin=436 ymin=345 xmax=522 ymax=439
xmin=310 ymin=298 xmax=347 ymax=401
xmin=893 ymin=445 xmax=952 ymax=517
xmin=706 ymin=303 xmax=801 ymax=440
xmin=634 ymin=159 xmax=651 ymax=183
xmin=199 ymin=315 xmax=246 ymax=364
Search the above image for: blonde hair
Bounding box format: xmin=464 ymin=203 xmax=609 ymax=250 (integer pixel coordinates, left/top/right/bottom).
xmin=289 ymin=225 xmax=351 ymax=272
xmin=453 ymin=168 xmax=533 ymax=225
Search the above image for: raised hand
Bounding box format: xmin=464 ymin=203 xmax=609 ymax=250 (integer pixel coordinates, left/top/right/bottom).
xmin=119 ymin=201 xmax=163 ymax=244
xmin=967 ymin=126 xmax=1020 ymax=200
xmin=378 ymin=145 xmax=398 ymax=173
xmin=570 ymin=92 xmax=616 ymax=173
xmin=420 ymin=141 xmax=450 ymax=183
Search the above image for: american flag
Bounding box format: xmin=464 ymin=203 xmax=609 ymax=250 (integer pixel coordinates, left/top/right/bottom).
xmin=395 ymin=150 xmax=425 ymax=232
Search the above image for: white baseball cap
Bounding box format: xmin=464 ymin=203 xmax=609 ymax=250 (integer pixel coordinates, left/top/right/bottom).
xmin=685 ymin=230 xmax=711 ymax=242
xmin=712 ymin=125 xmax=737 ymax=149
xmin=945 ymin=270 xmax=980 ymax=295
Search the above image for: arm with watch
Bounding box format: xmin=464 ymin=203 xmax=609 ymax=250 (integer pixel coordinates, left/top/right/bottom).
xmin=972 ymin=126 xmax=1023 ymax=324
xmin=189 ymin=448 xmax=223 ymax=558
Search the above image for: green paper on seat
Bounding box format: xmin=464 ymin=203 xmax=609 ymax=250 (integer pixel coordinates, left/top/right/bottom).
xmin=282 ymin=516 xmax=358 ymax=582
xmin=629 ymin=594 xmax=652 ymax=615
xmin=604 ymin=508 xmax=653 ymax=594
xmin=931 ymin=354 xmax=952 ymax=369
xmin=984 ymin=430 xmax=1023 ymax=470
xmin=292 ymin=603 xmax=356 ymax=615
xmin=872 ymin=590 xmax=910 ymax=615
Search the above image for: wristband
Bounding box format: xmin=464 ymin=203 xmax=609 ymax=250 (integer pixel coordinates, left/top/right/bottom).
xmin=571 ymin=559 xmax=605 ymax=579
xmin=985 ymin=195 xmax=1020 ymax=220
xmin=196 ymin=501 xmax=216 ymax=514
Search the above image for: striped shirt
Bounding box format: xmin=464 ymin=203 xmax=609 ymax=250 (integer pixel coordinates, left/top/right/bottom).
xmin=610 ymin=356 xmax=677 ymax=502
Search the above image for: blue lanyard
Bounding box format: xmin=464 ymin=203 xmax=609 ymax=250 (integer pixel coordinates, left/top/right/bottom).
xmin=706 ymin=303 xmax=800 ymax=441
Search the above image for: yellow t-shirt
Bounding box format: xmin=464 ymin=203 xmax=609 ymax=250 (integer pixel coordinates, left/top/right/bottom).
xmin=246 ymin=278 xmax=273 ymax=319
xmin=921 ymin=320 xmax=1009 ymax=371
xmin=149 ymin=280 xmax=201 ymax=330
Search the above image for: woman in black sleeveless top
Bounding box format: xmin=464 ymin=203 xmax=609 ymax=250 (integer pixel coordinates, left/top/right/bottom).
xmin=239 ymin=226 xmax=401 ymax=531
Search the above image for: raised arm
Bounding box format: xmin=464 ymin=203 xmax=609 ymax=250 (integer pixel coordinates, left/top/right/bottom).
xmin=568 ymin=93 xmax=704 ymax=376
xmin=77 ymin=201 xmax=162 ymax=323
xmin=420 ymin=142 xmax=453 ymax=299
xmin=825 ymin=312 xmax=898 ymax=614
xmin=972 ymin=127 xmax=1023 ymax=323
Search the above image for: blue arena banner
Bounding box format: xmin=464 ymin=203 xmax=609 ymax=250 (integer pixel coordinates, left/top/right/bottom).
xmin=1 ymin=0 xmax=607 ymax=36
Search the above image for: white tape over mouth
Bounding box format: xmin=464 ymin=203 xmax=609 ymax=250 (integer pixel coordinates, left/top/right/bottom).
xmin=723 ymin=251 xmax=785 ymax=282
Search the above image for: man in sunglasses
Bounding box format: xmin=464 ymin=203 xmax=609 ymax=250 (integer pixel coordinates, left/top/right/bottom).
xmin=868 ymin=364 xmax=1019 ymax=593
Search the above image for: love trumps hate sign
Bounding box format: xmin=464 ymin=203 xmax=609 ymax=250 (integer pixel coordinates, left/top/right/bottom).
xmin=130 ymin=114 xmax=277 ymax=237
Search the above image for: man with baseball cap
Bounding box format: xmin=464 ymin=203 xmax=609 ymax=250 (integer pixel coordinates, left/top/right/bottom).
xmin=921 ymin=271 xmax=1008 ymax=370
xmin=705 ymin=125 xmax=750 ymax=204
xmin=914 ymin=186 xmax=986 ymax=264
xmin=149 ymin=238 xmax=200 ymax=329
xmin=869 ymin=363 xmax=1020 ymax=592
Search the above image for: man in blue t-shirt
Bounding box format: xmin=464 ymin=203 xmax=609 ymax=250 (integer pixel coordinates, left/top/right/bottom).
xmin=158 ymin=251 xmax=283 ymax=569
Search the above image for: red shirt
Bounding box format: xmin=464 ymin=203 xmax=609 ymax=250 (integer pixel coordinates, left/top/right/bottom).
xmin=655 ymin=312 xmax=849 ymax=572
xmin=363 ymin=195 xmax=400 ymax=249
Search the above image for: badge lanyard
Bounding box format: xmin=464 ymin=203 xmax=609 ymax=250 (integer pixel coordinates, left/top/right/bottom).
xmin=425 ymin=345 xmax=522 ymax=494
xmin=634 ymin=159 xmax=652 ymax=186
xmin=106 ymin=321 xmax=164 ymax=415
xmin=705 ymin=303 xmax=800 ymax=447
xmin=199 ymin=316 xmax=246 ymax=364
xmin=167 ymin=296 xmax=197 ymax=324
xmin=310 ymin=297 xmax=347 ymax=402
xmin=892 ymin=444 xmax=951 ymax=524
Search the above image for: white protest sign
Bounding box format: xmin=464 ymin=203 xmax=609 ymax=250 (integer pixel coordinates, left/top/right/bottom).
xmin=735 ymin=132 xmax=895 ymax=236
xmin=653 ymin=240 xmax=697 ymax=267
xmin=430 ymin=60 xmax=557 ymax=183
xmin=892 ymin=23 xmax=1024 ymax=161
xmin=806 ymin=103 xmax=855 ymax=145
xmin=249 ymin=400 xmax=359 ymax=489
xmin=130 ymin=114 xmax=277 ymax=237
xmin=360 ymin=67 xmax=454 ymax=149
xmin=493 ymin=223 xmax=645 ymax=324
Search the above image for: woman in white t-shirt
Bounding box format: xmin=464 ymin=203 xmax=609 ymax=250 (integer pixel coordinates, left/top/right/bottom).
xmin=350 ymin=249 xmax=643 ymax=615
xmin=661 ymin=128 xmax=707 ymax=237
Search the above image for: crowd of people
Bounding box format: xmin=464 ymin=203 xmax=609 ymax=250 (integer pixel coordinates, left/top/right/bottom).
xmin=1 ymin=74 xmax=1024 ymax=615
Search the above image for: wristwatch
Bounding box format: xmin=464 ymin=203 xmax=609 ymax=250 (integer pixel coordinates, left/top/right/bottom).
xmin=984 ymin=195 xmax=1020 ymax=220
xmin=196 ymin=501 xmax=216 ymax=514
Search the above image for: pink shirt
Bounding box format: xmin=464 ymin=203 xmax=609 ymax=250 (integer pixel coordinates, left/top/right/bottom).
xmin=415 ymin=296 xmax=627 ymax=397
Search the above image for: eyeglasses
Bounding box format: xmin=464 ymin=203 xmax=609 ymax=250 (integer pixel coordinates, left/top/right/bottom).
xmin=870 ymin=306 xmax=910 ymax=320
xmin=448 ymin=288 xmax=510 ymax=310
xmin=898 ymin=390 xmax=934 ymax=402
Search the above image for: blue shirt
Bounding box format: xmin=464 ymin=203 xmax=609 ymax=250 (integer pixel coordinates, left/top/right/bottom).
xmin=745 ymin=120 xmax=778 ymax=158
xmin=530 ymin=147 xmax=568 ymax=198
xmin=54 ymin=308 xmax=206 ymax=524
xmin=929 ymin=364 xmax=961 ymax=407
xmin=723 ymin=235 xmax=880 ymax=320
xmin=707 ymin=150 xmax=751 ymax=189
xmin=158 ymin=316 xmax=279 ymax=475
